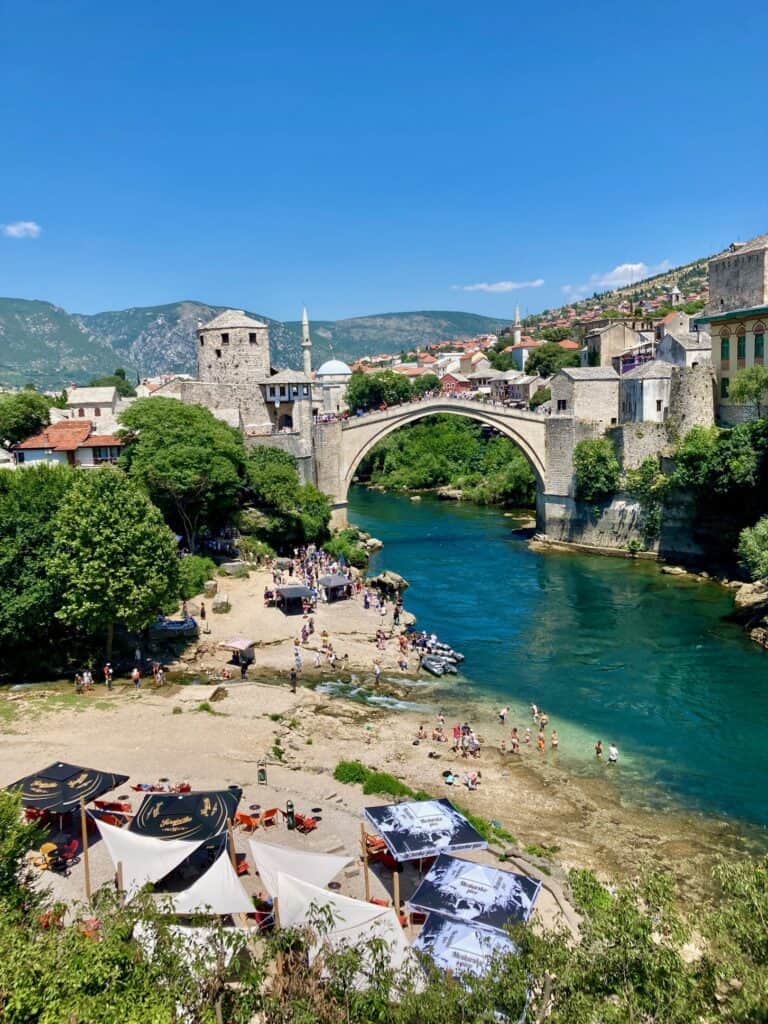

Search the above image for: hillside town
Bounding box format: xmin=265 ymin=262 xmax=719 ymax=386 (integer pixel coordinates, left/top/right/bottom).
xmin=2 ymin=231 xmax=765 ymax=474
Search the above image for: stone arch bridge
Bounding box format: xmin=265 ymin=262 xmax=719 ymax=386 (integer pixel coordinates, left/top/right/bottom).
xmin=313 ymin=397 xmax=549 ymax=527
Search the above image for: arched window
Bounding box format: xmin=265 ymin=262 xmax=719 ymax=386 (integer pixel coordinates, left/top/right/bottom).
xmin=94 ymin=407 xmax=101 ymax=416
xmin=78 ymin=408 xmax=85 ymax=417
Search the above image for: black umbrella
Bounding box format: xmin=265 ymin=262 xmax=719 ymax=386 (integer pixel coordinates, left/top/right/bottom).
xmin=7 ymin=761 xmax=130 ymax=814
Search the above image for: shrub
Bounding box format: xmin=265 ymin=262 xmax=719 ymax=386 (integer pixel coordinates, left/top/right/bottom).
xmin=529 ymin=386 xmax=551 ymax=410
xmin=738 ymin=516 xmax=768 ymax=581
xmin=361 ymin=771 xmax=413 ymax=798
xmin=333 ymin=760 xmax=370 ymax=785
xmin=178 ymin=555 xmax=217 ymax=599
xmin=573 ymin=437 xmax=621 ymax=503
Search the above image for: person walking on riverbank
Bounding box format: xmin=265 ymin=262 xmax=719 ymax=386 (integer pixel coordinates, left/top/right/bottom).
xmin=289 ymin=668 xmax=297 ymax=693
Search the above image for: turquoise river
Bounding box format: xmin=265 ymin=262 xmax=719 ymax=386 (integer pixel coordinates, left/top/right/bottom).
xmin=348 ymin=486 xmax=768 ymax=832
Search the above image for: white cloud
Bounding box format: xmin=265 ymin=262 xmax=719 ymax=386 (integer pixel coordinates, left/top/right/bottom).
xmin=452 ymin=278 xmax=544 ymax=293
xmin=562 ymin=260 xmax=671 ymax=299
xmin=2 ymin=220 xmax=42 ymax=239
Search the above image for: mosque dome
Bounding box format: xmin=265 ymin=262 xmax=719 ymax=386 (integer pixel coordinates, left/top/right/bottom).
xmin=316 ymin=359 xmax=352 ymax=377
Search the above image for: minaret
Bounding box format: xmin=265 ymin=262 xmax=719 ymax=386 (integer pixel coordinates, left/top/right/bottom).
xmin=301 ymin=307 xmax=312 ymax=376
xmin=513 ymin=304 xmax=522 ymax=347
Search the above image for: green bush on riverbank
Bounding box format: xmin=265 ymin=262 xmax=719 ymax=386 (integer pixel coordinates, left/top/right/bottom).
xmin=357 ymin=415 xmax=536 ymax=507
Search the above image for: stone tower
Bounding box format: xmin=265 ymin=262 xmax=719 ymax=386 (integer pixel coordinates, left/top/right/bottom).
xmin=301 ymin=307 xmax=312 ymax=377
xmin=197 ymin=309 xmax=271 ymax=384
xmin=513 ymin=305 xmax=522 ymax=347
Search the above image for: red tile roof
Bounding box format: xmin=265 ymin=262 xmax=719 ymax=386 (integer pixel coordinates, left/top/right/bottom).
xmin=15 ymin=420 xmax=123 ymax=452
xmin=558 ymin=339 xmax=580 ymax=350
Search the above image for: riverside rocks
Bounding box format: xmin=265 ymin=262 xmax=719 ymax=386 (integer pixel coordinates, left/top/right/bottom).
xmin=367 ymin=570 xmax=409 ymax=594
xmin=733 ymin=580 xmax=768 ymax=613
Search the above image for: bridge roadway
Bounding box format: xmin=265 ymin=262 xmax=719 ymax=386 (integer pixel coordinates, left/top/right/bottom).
xmin=313 ymin=396 xmax=549 ymax=526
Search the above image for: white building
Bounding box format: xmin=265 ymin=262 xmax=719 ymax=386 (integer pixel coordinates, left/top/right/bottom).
xmin=13 ymin=420 xmax=123 ymax=468
xmin=620 ymin=360 xmax=673 ymax=423
xmin=314 ymin=359 xmax=353 ymax=414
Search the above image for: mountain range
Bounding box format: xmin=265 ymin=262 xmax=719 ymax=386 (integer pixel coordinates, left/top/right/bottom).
xmin=0 ymin=299 xmax=509 ymax=389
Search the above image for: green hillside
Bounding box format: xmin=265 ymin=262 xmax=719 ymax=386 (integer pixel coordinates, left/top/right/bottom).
xmin=0 ymin=299 xmax=509 ymax=389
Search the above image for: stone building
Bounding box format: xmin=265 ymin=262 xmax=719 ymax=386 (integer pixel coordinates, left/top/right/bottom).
xmin=620 ymin=360 xmax=673 ymax=423
xmin=581 ymin=322 xmax=651 ymax=368
xmin=696 ymin=232 xmax=768 ymax=422
xmin=550 ymin=366 xmax=619 ymax=426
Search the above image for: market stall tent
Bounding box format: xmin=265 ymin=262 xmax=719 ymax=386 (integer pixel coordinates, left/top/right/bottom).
xmin=7 ymin=761 xmax=129 ymax=812
xmin=407 ymin=853 xmax=541 ymax=928
xmin=364 ymin=799 xmax=487 ymax=862
xmin=412 ymin=912 xmax=517 ymax=977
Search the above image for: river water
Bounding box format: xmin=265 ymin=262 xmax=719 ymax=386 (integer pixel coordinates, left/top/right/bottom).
xmin=348 ymin=487 xmax=768 ymax=832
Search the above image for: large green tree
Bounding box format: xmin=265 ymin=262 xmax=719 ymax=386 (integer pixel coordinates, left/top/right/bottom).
xmin=0 ymin=390 xmax=50 ymax=447
xmin=48 ymin=469 xmax=180 ymax=656
xmin=345 ymin=370 xmax=413 ymax=413
xmin=119 ymin=397 xmax=247 ymax=551
xmin=244 ymin=447 xmax=330 ymax=548
xmin=0 ymin=465 xmax=74 ymax=671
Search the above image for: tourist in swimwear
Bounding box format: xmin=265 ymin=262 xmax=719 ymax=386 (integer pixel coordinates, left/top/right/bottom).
xmin=595 ymin=739 xmax=603 ymax=759
xmin=537 ymin=728 xmax=546 ymax=752
xmin=551 ymin=730 xmax=559 ymax=749
xmin=608 ymin=742 xmax=619 ymax=765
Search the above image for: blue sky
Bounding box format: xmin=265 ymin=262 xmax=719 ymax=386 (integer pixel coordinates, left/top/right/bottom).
xmin=2 ymin=0 xmax=767 ymax=321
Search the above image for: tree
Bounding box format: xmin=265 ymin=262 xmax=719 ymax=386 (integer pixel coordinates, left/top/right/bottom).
xmin=345 ymin=370 xmax=413 ymax=413
xmin=573 ymin=437 xmax=621 ymax=503
xmin=0 ymin=390 xmax=50 ymax=447
xmin=88 ymin=368 xmax=136 ymax=397
xmin=0 ymin=465 xmax=75 ymax=672
xmin=730 ymin=365 xmax=768 ymax=418
xmin=529 ymin=386 xmax=551 ymax=410
xmin=119 ymin=397 xmax=247 ymax=551
xmin=525 ymin=343 xmax=580 ymax=378
xmin=245 ymin=447 xmax=330 ymax=548
xmin=540 ymin=326 xmax=572 ymax=344
xmin=738 ymin=516 xmax=768 ymax=581
xmin=412 ymin=372 xmax=440 ymax=395
xmin=48 ymin=469 xmax=180 ymax=656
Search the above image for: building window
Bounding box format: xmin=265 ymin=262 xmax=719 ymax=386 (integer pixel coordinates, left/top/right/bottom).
xmin=249 ymin=332 xmax=257 ymax=343
xmin=302 ymin=385 xmax=309 ymax=396
xmin=292 ymin=386 xmax=299 ymax=397
xmin=610 ymin=417 xmax=617 ymax=425
xmin=279 ymin=386 xmax=286 ymax=398
xmin=16 ymin=452 xmax=24 ymax=464
xmin=78 ymin=408 xmax=85 ymax=417
xmin=720 ymin=336 xmax=730 ymax=367
xmin=755 ymin=333 xmax=765 ymax=362
xmin=199 ymin=335 xmax=204 ymax=346
xmin=215 ymin=349 xmax=222 ymax=359
xmin=656 ymin=399 xmax=662 ymax=412
xmin=268 ymin=386 xmax=276 ymax=399
xmin=94 ymin=407 xmax=101 ymax=416
xmin=721 ymin=377 xmax=730 ymax=399
xmin=737 ymin=335 xmax=746 ymax=362
xmin=556 ymin=399 xmax=567 ymax=412
xmin=221 ymin=333 xmax=229 ymax=344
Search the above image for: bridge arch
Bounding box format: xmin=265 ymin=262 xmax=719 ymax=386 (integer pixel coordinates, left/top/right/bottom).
xmin=328 ymin=398 xmax=548 ymax=525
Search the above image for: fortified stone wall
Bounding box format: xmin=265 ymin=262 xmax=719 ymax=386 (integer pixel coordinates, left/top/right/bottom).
xmin=244 ymin=433 xmax=315 ymax=484
xmin=540 ymin=493 xmax=649 ymax=551
xmin=611 ymin=422 xmax=670 ymax=470
xmin=154 ymin=379 xmax=272 ymax=432
xmin=666 ymin=365 xmax=716 ymax=438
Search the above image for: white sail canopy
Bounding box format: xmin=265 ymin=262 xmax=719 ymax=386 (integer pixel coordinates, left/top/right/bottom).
xmin=168 ymin=849 xmax=254 ymax=916
xmin=276 ymin=871 xmax=416 ymax=986
xmin=248 ymin=839 xmax=351 ymax=896
xmin=95 ymin=818 xmax=203 ymax=900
